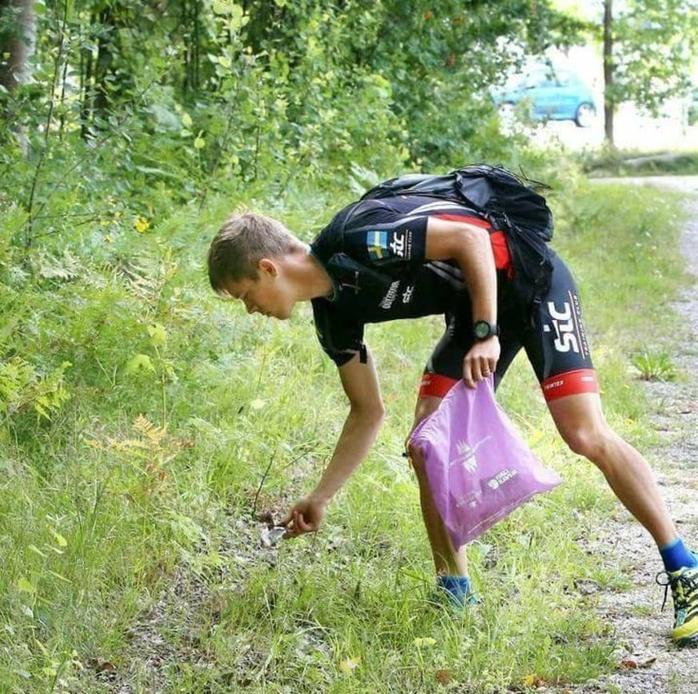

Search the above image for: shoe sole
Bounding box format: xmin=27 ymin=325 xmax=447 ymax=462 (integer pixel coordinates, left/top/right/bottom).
xmin=676 ymin=632 xmax=698 ymax=648
xmin=673 ymin=615 xmax=698 ymax=646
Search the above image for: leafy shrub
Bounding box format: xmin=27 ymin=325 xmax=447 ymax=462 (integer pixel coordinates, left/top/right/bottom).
xmin=0 ymin=357 xmax=71 ymax=423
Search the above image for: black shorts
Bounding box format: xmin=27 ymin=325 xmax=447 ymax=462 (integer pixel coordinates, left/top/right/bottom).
xmin=419 ymin=251 xmax=599 ymax=402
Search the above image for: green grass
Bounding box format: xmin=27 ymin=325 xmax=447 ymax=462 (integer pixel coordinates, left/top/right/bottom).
xmin=0 ymin=178 xmax=691 ymax=692
xmin=581 ymin=148 xmax=698 ymax=178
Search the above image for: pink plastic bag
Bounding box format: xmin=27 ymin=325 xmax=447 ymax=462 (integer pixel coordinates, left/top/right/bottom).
xmin=408 ymin=377 xmax=561 ymax=549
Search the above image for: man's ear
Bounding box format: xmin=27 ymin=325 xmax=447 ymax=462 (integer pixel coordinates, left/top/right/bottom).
xmin=258 ymin=258 xmax=278 ymax=277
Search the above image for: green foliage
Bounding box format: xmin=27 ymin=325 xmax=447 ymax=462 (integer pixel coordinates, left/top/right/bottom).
xmin=362 ymin=0 xmax=586 ymax=166
xmin=0 ymin=357 xmax=71 ymax=422
xmin=611 ymin=0 xmax=698 ymax=114
xmin=1 ymin=0 xmax=587 ymax=250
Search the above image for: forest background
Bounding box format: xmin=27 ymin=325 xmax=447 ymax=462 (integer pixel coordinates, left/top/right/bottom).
xmin=1 ymin=1 xmax=697 ymax=691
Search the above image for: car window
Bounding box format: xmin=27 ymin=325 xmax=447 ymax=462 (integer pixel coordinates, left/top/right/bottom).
xmin=525 ymin=73 xmax=555 ymax=89
xmin=524 ymin=69 xmax=555 ymax=89
xmin=556 ymin=72 xmax=570 ymax=87
xmin=515 ymin=67 xmax=585 ymax=91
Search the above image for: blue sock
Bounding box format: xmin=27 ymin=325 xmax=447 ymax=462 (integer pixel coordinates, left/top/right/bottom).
xmin=436 ymin=575 xmax=473 ymax=605
xmin=659 ymin=538 xmax=698 ymax=572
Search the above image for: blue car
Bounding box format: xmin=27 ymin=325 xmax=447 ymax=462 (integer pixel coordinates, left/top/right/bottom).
xmin=492 ymin=68 xmax=597 ymax=127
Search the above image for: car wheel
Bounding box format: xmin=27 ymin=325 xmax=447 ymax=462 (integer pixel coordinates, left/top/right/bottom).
xmin=575 ymin=102 xmax=595 ymax=128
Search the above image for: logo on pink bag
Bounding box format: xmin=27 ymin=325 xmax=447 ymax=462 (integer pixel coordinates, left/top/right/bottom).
xmin=455 ymin=492 xmax=480 ymax=510
xmin=486 ymin=468 xmax=519 ymax=490
xmin=451 ymin=437 xmax=492 ymax=472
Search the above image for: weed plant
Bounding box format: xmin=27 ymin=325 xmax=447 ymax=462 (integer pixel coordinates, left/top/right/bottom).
xmin=0 ymin=176 xmax=690 ymax=692
xmin=631 ymin=351 xmax=678 ymax=382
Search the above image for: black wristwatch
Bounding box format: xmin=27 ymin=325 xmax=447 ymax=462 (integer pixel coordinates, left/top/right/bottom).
xmin=473 ymin=320 xmax=500 ymax=340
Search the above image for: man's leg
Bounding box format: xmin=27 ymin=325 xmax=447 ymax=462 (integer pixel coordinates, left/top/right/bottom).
xmin=525 ymin=250 xmax=697 ymax=643
xmin=548 ymin=391 xmax=698 ymax=645
xmin=408 ymin=394 xmax=469 ymax=577
xmin=547 ymin=391 xmax=677 ymax=546
xmin=409 ymin=301 xmax=523 ymax=591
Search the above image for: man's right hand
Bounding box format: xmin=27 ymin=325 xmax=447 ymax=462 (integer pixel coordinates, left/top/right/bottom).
xmin=462 ymin=336 xmax=500 ymax=388
xmin=281 ymin=494 xmax=328 ymax=539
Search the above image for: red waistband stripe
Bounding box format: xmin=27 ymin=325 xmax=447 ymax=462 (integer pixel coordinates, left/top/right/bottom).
xmin=541 ymin=369 xmax=599 ymax=402
xmin=419 ymin=372 xmax=458 ymax=399
xmin=420 ymin=369 xmax=599 ymax=402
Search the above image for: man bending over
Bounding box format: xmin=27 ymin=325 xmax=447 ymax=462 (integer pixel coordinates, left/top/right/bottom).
xmin=207 ymin=183 xmax=697 ymax=647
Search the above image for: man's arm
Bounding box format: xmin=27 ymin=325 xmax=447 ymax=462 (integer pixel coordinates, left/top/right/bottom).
xmin=424 ymin=216 xmax=501 ymax=387
xmin=312 ymin=348 xmax=385 ymax=502
xmin=282 ymin=348 xmax=384 ymax=538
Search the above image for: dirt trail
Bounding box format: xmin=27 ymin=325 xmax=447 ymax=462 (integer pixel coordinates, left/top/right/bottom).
xmin=560 ymin=176 xmax=698 ymax=693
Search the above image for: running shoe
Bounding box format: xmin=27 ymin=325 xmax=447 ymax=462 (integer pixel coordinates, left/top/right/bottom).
xmin=657 ymin=565 xmax=698 ymax=646
xmin=430 ymin=576 xmax=480 ymax=612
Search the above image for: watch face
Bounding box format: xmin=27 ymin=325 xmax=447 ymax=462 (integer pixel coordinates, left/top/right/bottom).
xmin=474 ymin=321 xmax=490 ymax=338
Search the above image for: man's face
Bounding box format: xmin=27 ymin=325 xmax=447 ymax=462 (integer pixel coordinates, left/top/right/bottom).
xmin=223 ymin=259 xmax=294 ymax=320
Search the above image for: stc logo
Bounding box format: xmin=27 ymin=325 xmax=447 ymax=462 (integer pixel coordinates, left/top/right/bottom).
xmin=544 ymin=301 xmax=580 ymax=353
xmin=389 ymin=232 xmax=405 ymax=257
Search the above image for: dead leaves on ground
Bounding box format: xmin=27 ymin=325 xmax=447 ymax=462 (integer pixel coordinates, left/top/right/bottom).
xmin=618 ymin=654 xmax=658 ymax=670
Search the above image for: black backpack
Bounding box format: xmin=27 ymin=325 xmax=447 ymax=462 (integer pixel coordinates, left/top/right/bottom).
xmin=360 ymin=164 xmax=555 ymax=305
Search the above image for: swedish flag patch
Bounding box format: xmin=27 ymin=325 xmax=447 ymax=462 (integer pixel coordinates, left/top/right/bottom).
xmin=367 ymin=230 xmax=388 ymax=260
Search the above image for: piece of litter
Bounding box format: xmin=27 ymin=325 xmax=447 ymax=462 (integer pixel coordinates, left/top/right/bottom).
xmin=261 ymin=526 xmax=287 ymax=547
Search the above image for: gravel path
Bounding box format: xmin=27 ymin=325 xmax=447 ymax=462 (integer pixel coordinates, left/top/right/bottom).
xmin=561 ymin=176 xmax=698 ymax=693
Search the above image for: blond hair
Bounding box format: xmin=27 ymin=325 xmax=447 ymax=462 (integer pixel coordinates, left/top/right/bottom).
xmin=207 ymin=211 xmax=303 ymax=294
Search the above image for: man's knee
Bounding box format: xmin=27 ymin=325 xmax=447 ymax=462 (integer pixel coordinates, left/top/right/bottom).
xmin=407 ymin=442 xmax=426 ymax=476
xmin=406 ymin=396 xmax=441 ymax=476
xmin=413 ymin=395 xmax=441 ymax=424
xmin=560 ymin=424 xmax=615 ymax=467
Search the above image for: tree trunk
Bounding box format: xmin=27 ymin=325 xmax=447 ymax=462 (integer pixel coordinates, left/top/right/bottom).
xmin=94 ymin=5 xmax=116 ymax=118
xmin=182 ymin=0 xmax=201 ymax=98
xmin=603 ymin=0 xmax=615 ymax=146
xmin=0 ymin=0 xmax=36 ymax=93
xmin=80 ymin=16 xmax=94 ymax=139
